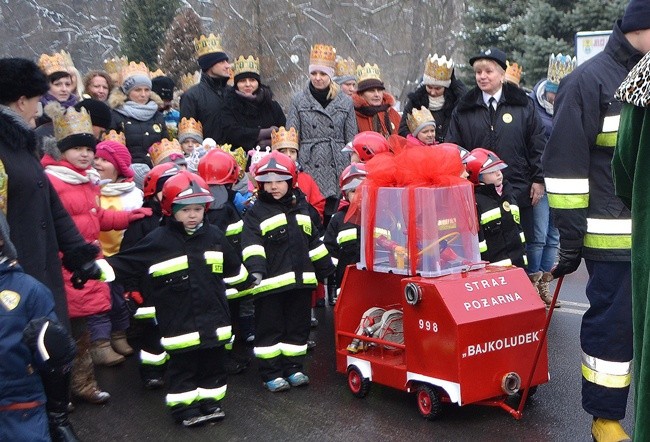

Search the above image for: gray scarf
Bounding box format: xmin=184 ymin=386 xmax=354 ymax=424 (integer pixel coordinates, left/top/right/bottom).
xmin=116 ymin=100 xmax=158 ymax=121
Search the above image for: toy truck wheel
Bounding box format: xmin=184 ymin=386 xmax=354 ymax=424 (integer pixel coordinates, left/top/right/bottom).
xmin=347 ymin=366 xmax=371 ymax=398
xmin=416 ymin=384 xmax=442 ymax=420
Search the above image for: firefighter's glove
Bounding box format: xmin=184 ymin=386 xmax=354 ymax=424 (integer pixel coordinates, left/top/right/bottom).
xmin=71 ymin=259 xmax=114 ymax=289
xmin=551 ymin=247 xmax=582 ymax=279
xmin=252 ymin=272 xmax=263 ymax=286
xmin=23 ymin=318 xmax=76 ymax=369
xmin=124 ymin=291 xmax=144 ymax=314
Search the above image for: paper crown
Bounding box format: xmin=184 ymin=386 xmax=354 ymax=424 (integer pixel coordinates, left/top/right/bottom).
xmin=546 ymin=53 xmax=576 ymax=90
xmin=59 ymin=50 xmax=75 ymax=70
xmin=44 ymin=102 xmax=93 ymax=142
xmin=194 ymin=33 xmax=224 ymax=58
xmin=219 ymin=143 xmax=247 ymax=178
xmin=148 ymin=139 xmax=184 ymax=166
xmin=271 ymin=127 xmax=299 ymax=151
xmin=149 ymin=68 xmax=165 ymax=79
xmin=104 ymin=56 xmax=129 ymax=81
xmin=232 ymin=55 xmax=260 ymax=77
xmin=310 ymin=44 xmax=336 ymax=68
xmin=422 ymin=54 xmax=453 ymax=87
xmin=407 ymin=106 xmax=436 ymax=135
xmin=120 ymin=62 xmax=150 ymax=84
xmin=180 ymin=70 xmax=201 ymax=92
xmin=505 ymin=61 xmax=523 ymax=86
xmin=179 ymin=117 xmax=203 ymax=139
xmin=356 ymin=63 xmax=382 ymax=83
xmin=38 ymin=52 xmax=70 ymax=76
xmin=101 ymin=129 xmax=126 ymax=145
xmin=335 ymin=56 xmax=356 ymax=77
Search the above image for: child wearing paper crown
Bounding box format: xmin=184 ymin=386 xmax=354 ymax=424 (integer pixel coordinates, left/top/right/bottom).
xmin=406 ymin=106 xmax=438 ymax=146
xmin=40 ymin=102 xmax=153 ymax=405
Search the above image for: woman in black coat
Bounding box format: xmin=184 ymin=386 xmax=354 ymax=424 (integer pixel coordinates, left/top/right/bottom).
xmin=221 ymin=56 xmax=286 ymax=152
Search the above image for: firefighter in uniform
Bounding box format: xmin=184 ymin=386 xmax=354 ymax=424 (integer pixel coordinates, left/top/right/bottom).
xmin=542 ymin=4 xmax=650 ymax=439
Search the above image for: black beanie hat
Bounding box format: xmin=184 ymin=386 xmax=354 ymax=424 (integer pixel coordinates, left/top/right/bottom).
xmin=152 ymin=76 xmax=175 ymax=101
xmin=621 ymin=0 xmax=650 ymax=33
xmin=74 ymin=99 xmax=112 ymax=130
xmin=0 ymin=58 xmax=49 ymax=105
xmin=59 ymin=133 xmax=98 ymax=154
xmin=198 ymin=52 xmax=229 ymax=72
xmin=234 ymin=71 xmax=261 ymax=85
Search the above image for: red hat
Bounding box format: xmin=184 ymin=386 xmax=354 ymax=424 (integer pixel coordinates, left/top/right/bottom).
xmin=95 ymin=140 xmax=134 ymax=179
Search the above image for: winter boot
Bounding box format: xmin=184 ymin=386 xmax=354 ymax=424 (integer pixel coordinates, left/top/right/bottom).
xmin=591 ymin=418 xmax=631 ymax=442
xmin=42 ymin=369 xmax=79 ymax=442
xmin=537 ymin=272 xmax=560 ymax=308
xmin=71 ymin=338 xmax=110 ymax=404
xmin=326 ymin=277 xmax=338 ymax=306
xmin=90 ymin=339 xmax=126 ymax=366
xmin=110 ymin=330 xmax=134 ymax=356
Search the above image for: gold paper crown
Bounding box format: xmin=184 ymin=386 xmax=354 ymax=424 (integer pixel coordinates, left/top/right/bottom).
xmin=38 ymin=52 xmax=70 ymax=76
xmin=180 ymin=71 xmax=201 ymax=92
xmin=505 ymin=61 xmax=523 ymax=86
xmin=194 ymin=33 xmax=224 ymax=58
xmin=406 ymin=106 xmax=436 ymax=135
xmin=148 ymin=139 xmax=184 ymax=166
xmin=546 ymin=53 xmax=576 ymax=88
xmin=423 ymin=54 xmax=453 ymax=86
xmin=219 ymin=144 xmax=247 ymax=178
xmin=59 ymin=50 xmax=75 ymax=70
xmin=271 ymin=127 xmax=299 ymax=151
xmin=101 ymin=130 xmax=126 ymax=145
xmin=44 ymin=102 xmax=93 ymax=142
xmin=149 ymin=68 xmax=165 ymax=79
xmin=179 ymin=117 xmax=203 ymax=139
xmin=310 ymin=44 xmax=336 ymax=68
xmin=232 ymin=55 xmax=260 ymax=78
xmin=356 ymin=63 xmax=382 ymax=83
xmin=335 ymin=56 xmax=356 ymax=77
xmin=104 ymin=56 xmax=129 ymax=77
xmin=120 ymin=61 xmax=150 ymax=85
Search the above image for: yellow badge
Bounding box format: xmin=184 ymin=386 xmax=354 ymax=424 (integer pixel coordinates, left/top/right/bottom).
xmin=502 ymin=201 xmax=511 ymax=212
xmin=153 ymin=124 xmax=162 ymax=133
xmin=212 ymin=263 xmax=223 ymax=274
xmin=502 ymin=113 xmax=513 ymax=124
xmin=0 ymin=290 xmax=21 ymax=311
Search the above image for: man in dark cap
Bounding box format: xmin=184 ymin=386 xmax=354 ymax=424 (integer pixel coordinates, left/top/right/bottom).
xmin=543 ymin=0 xmax=650 ymax=439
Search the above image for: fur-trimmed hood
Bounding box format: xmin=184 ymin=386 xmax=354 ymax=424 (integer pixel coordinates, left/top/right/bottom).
xmin=456 ymin=82 xmax=529 ymax=113
xmin=108 ymin=87 xmax=163 ymax=109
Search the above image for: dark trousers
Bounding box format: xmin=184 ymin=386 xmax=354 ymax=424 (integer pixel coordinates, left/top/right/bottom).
xmin=166 ymin=346 xmax=228 ymax=422
xmin=86 ymin=282 xmax=131 ymax=342
xmin=254 ymin=288 xmax=312 ymax=381
xmin=136 ymin=317 xmax=167 ymax=382
xmin=582 ymin=259 xmax=632 ymax=420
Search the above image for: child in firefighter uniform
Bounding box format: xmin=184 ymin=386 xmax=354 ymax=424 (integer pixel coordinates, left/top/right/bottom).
xmin=119 ymin=163 xmax=181 ymax=389
xmin=105 ymin=171 xmax=252 ymax=426
xmin=467 ymin=148 xmax=527 ymax=269
xmin=242 ymin=151 xmax=335 ymax=392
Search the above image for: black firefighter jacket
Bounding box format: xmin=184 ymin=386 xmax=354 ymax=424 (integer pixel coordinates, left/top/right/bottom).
xmin=180 ymin=73 xmax=232 ymax=143
xmin=324 ymin=205 xmax=361 ymax=288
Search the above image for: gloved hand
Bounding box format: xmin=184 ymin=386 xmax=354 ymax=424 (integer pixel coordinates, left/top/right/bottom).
xmin=124 ymin=290 xmax=144 ymax=314
xmin=128 ymin=207 xmax=153 ymax=223
xmin=71 ymin=260 xmax=103 ymax=289
xmin=257 ymin=127 xmax=274 ymax=141
xmin=551 ymin=247 xmax=582 ymax=278
xmin=251 ymin=272 xmax=263 ymax=286
xmin=23 ymin=318 xmax=76 ymax=369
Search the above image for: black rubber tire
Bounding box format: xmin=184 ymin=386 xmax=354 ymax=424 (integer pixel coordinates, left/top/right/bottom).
xmin=347 ymin=366 xmax=371 ymax=398
xmin=416 ymin=384 xmax=442 ymax=420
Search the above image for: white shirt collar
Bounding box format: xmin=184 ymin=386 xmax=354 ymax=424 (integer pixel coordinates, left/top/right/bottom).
xmin=482 ymin=88 xmax=503 ymax=107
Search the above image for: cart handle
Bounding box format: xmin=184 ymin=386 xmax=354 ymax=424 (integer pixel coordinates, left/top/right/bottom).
xmin=337 ymin=330 xmax=406 ymax=350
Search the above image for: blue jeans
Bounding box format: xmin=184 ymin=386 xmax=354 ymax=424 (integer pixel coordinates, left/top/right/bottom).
xmin=526 ymin=193 xmax=559 ymax=273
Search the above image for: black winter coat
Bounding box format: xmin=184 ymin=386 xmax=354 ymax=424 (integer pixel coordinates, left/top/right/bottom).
xmin=323 ymin=206 xmax=360 ymax=287
xmin=221 ymin=85 xmax=286 ymax=152
xmin=398 ymin=76 xmax=467 ymax=142
xmin=180 ymin=74 xmax=232 ymax=143
xmin=0 ymin=106 xmax=90 ymax=329
xmin=445 ymin=82 xmax=546 ymax=208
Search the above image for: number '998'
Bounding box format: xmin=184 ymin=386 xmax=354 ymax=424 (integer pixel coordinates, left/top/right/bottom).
xmin=418 ymin=319 xmax=438 ymax=332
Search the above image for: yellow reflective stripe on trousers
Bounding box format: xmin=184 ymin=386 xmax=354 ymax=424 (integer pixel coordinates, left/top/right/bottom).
xmin=204 ymin=251 xmax=223 ymax=274
xmin=260 ymin=213 xmax=287 ymax=235
xmin=582 ymin=352 xmax=631 ymax=388
xmin=226 ymin=220 xmax=243 ymax=236
xmin=595 ymin=132 xmax=617 ymax=147
xmin=197 ymin=385 xmax=227 ymax=401
xmin=140 ymin=350 xmax=169 ymax=366
xmin=160 ymin=331 xmax=201 ymax=351
xmin=133 ymin=306 xmax=156 ymax=320
xmin=303 ymin=272 xmax=317 ymax=285
xmin=296 ymin=214 xmax=312 ymax=235
xmin=337 ymin=228 xmax=357 ymax=245
xmin=223 ymin=264 xmax=249 ymax=285
xmin=280 ymin=342 xmax=308 ymax=356
xmin=520 ymin=232 xmax=526 ymax=243
xmin=242 ymin=244 xmax=266 ymax=261
xmin=481 ymin=207 xmax=501 ymax=224
xmin=584 ymin=218 xmax=631 ymax=249
xmin=166 ymin=389 xmax=198 ymax=407
xmin=309 ymin=244 xmax=329 ymax=262
xmin=149 ymin=256 xmax=188 ymax=276
xmin=254 ymin=343 xmax=282 ymax=359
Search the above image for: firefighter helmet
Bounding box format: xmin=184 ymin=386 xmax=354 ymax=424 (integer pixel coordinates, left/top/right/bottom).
xmin=197 ymin=149 xmax=241 ymax=185
xmin=466 ymin=148 xmax=508 ymax=184
xmin=160 ymin=170 xmax=214 ymax=216
xmin=438 ymin=143 xmax=474 ymax=164
xmin=344 ymin=131 xmax=390 ymax=162
xmin=340 ymin=162 xmax=368 ymax=192
xmin=142 ymin=163 xmax=181 ymax=199
xmin=253 ymin=151 xmax=297 ymax=184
